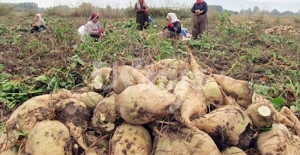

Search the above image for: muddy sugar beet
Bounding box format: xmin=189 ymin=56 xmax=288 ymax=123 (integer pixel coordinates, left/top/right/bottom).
xmin=25 ymin=120 xmax=70 ymax=155
xmin=110 ymin=123 xmax=152 ymax=155
xmin=117 ymin=82 xmax=178 ymax=125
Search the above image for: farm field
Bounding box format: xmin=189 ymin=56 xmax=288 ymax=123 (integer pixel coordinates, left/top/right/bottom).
xmin=0 ymin=9 xmax=300 ymax=155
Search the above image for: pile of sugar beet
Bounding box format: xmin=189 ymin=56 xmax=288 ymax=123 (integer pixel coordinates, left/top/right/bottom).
xmin=1 ymin=48 xmax=300 ymax=155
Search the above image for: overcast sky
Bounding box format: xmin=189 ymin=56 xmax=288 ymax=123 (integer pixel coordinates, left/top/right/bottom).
xmin=1 ymin=0 xmax=300 ymax=12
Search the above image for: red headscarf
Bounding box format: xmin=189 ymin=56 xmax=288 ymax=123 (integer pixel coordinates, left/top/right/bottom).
xmin=88 ymin=13 xmax=100 ymax=20
xmin=196 ymin=0 xmax=204 ymax=5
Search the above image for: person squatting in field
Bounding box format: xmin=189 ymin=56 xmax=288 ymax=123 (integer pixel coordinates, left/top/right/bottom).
xmin=163 ymin=13 xmax=182 ymax=39
xmin=30 ymin=13 xmax=47 ymax=33
xmin=135 ymin=0 xmax=149 ymax=31
xmin=191 ymin=0 xmax=208 ymax=39
xmin=84 ymin=13 xmax=105 ymax=42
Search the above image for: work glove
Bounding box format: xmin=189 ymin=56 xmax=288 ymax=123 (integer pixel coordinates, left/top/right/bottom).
xmin=98 ymin=28 xmax=104 ymax=34
xmin=144 ymin=9 xmax=148 ymax=14
xmin=140 ymin=9 xmax=145 ymax=12
xmin=31 ymin=23 xmax=36 ymax=27
xmin=167 ymin=22 xmax=173 ymax=28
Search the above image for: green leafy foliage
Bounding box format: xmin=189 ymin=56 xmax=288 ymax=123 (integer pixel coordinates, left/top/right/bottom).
xmin=256 ymin=125 xmax=273 ymax=132
xmin=0 ymin=11 xmax=299 ymax=111
xmin=269 ymin=96 xmax=286 ymax=110
xmin=217 ymin=11 xmax=231 ymax=26
xmin=252 ymin=83 xmax=270 ymax=96
xmin=0 ymin=78 xmax=44 ymax=109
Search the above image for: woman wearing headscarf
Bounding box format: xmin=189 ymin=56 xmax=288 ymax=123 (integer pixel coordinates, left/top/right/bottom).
xmin=84 ymin=13 xmax=104 ymax=41
xmin=30 ymin=13 xmax=47 ymax=33
xmin=191 ymin=0 xmax=208 ymax=39
xmin=163 ymin=13 xmax=182 ymax=39
xmin=134 ymin=0 xmax=149 ymax=31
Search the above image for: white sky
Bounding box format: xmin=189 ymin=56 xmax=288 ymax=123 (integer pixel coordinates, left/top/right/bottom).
xmin=245 ymin=0 xmax=300 ymax=3
xmin=1 ymin=0 xmax=299 ymax=12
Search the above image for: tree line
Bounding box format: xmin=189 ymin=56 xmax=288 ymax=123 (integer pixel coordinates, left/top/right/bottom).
xmin=210 ymin=5 xmax=299 ymax=16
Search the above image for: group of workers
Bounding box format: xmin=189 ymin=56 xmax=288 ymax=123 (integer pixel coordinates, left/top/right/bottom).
xmin=134 ymin=0 xmax=208 ymax=40
xmin=31 ymin=0 xmax=208 ymax=41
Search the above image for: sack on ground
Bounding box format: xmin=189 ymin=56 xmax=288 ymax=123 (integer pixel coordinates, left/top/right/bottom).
xmin=78 ymin=25 xmax=86 ymax=41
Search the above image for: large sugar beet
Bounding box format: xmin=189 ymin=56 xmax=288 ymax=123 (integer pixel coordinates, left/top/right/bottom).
xmin=117 ymin=83 xmax=178 ymax=124
xmin=112 ymin=65 xmax=151 ymax=94
xmin=0 ymin=149 xmax=16 ymax=155
xmin=25 ymin=120 xmax=70 ymax=155
xmin=110 ymin=123 xmax=152 ymax=155
xmin=56 ymin=98 xmax=90 ymax=128
xmin=249 ymin=93 xmax=300 ymax=135
xmin=185 ymin=45 xmax=223 ymax=104
xmin=153 ymin=127 xmax=221 ymax=155
xmin=140 ymin=59 xmax=190 ymax=82
xmin=173 ymin=76 xmax=207 ymax=132
xmin=4 ymin=89 xmax=71 ymax=132
xmin=71 ymin=91 xmax=104 ymax=109
xmin=213 ymin=74 xmax=253 ymax=108
xmin=0 ymin=89 xmax=71 ymax=151
xmin=221 ymin=147 xmax=246 ymax=155
xmin=192 ymin=105 xmax=254 ymax=150
xmin=92 ymin=93 xmax=118 ymax=131
xmin=246 ymin=93 xmax=276 ymax=128
xmin=88 ymin=67 xmax=112 ymax=92
xmin=257 ymin=124 xmax=300 ymax=155
xmin=200 ymin=76 xmax=224 ymax=104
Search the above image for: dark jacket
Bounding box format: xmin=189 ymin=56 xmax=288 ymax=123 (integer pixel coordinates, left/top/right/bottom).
xmin=134 ymin=3 xmax=149 ymax=30
xmin=191 ymin=2 xmax=208 ymax=15
xmin=164 ymin=21 xmax=181 ymax=34
xmin=134 ymin=3 xmax=148 ymax=23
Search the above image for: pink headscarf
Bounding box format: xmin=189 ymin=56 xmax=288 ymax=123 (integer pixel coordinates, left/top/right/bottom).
xmin=88 ymin=13 xmax=100 ymax=20
xmin=196 ymin=0 xmax=204 ymax=5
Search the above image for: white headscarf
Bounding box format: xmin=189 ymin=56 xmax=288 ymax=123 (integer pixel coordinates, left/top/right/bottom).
xmin=35 ymin=13 xmax=41 ymax=19
xmin=167 ymin=13 xmax=179 ymax=23
xmin=136 ymin=0 xmax=148 ymax=10
xmin=35 ymin=13 xmax=45 ymax=26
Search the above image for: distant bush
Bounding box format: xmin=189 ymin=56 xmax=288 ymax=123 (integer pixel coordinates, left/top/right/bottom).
xmin=294 ymin=17 xmax=300 ymax=24
xmin=68 ymin=4 xmax=125 ymax=19
xmin=274 ymin=16 xmax=281 ymax=25
xmin=25 ymin=9 xmax=37 ymax=17
xmin=44 ymin=7 xmax=65 ymax=17
xmin=69 ymin=3 xmax=95 ymax=17
xmin=208 ymin=10 xmax=219 ymax=23
xmin=42 ymin=5 xmax=71 ymax=17
xmin=98 ymin=6 xmax=125 ymax=19
xmin=257 ymin=13 xmax=265 ymax=23
xmin=0 ymin=4 xmax=14 ymax=16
